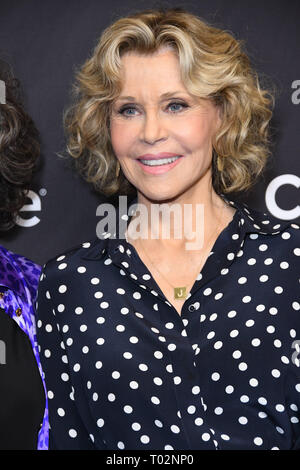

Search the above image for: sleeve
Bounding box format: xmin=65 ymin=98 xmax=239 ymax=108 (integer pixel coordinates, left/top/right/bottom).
xmin=283 ymin=223 xmax=300 ymax=449
xmin=35 ymin=262 xmax=96 ymax=450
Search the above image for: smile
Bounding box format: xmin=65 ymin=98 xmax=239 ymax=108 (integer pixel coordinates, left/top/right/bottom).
xmin=137 ymin=155 xmax=184 ymax=174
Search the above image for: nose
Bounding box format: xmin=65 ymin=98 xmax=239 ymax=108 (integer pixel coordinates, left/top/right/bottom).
xmin=140 ymin=110 xmax=167 ymax=144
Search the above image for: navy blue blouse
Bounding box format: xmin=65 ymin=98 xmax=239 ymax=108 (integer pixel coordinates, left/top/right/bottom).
xmin=36 ymin=194 xmax=300 ymax=450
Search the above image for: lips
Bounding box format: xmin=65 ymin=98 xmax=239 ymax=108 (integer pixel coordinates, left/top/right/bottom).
xmin=136 ymin=153 xmax=184 ymax=174
xmin=137 ymin=153 xmax=183 ymax=160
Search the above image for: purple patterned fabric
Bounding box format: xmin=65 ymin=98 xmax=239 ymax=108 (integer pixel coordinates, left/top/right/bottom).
xmin=0 ymin=245 xmax=49 ymax=450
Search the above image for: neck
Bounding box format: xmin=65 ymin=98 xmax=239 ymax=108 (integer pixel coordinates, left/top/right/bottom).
xmin=126 ymin=172 xmax=235 ymax=252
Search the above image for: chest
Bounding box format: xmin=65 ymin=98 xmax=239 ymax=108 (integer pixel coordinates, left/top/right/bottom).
xmin=135 ymin=249 xmax=212 ymax=316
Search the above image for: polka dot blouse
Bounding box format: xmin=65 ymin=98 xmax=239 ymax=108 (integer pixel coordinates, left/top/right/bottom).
xmin=36 ymin=194 xmax=300 ymax=450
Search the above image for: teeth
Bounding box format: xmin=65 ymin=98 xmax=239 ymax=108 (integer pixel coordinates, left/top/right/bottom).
xmin=139 ymin=156 xmax=181 ymax=166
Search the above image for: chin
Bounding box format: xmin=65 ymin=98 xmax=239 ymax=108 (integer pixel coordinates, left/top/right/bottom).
xmin=139 ymin=188 xmax=185 ymax=204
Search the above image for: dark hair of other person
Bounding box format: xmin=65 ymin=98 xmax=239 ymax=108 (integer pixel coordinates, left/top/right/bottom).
xmin=0 ymin=59 xmax=40 ymax=231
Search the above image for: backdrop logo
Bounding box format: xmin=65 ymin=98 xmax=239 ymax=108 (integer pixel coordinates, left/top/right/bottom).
xmin=0 ymin=79 xmax=5 ymax=104
xmin=265 ymin=175 xmax=300 ymax=220
xmin=291 ymin=80 xmax=300 ymax=104
xmin=15 ymin=189 xmax=46 ymax=227
xmin=0 ymin=339 xmax=6 ymax=365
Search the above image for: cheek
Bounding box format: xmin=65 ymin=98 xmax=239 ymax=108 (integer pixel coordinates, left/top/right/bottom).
xmin=177 ymin=117 xmax=214 ymax=147
xmin=110 ymin=121 xmax=132 ymax=156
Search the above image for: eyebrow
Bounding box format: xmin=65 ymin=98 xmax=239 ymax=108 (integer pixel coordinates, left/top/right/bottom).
xmin=117 ymin=91 xmax=188 ymax=101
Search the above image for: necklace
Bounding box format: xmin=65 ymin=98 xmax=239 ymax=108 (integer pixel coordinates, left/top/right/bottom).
xmin=127 ymin=200 xmax=228 ymax=300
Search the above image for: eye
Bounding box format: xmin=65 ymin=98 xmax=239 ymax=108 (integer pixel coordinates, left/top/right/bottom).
xmin=168 ymin=101 xmax=188 ymax=113
xmin=117 ymin=100 xmax=189 ymax=118
xmin=118 ymin=106 xmax=138 ymax=118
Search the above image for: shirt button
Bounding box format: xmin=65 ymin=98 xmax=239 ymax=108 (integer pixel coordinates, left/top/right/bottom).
xmin=188 ymin=305 xmax=195 ymax=312
xmin=16 ymin=307 xmax=22 ymax=316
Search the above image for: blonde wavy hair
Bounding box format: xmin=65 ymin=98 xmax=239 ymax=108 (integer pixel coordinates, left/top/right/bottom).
xmin=64 ymin=7 xmax=275 ymax=197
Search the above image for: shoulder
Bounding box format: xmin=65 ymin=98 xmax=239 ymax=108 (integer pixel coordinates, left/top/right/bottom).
xmin=0 ymin=245 xmax=41 ymax=302
xmin=245 ymin=218 xmax=300 ymax=254
xmin=234 ymin=198 xmax=300 ymax=247
xmin=40 ymin=237 xmax=106 ymax=283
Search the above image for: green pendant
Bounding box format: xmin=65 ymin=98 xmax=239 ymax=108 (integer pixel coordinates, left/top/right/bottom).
xmin=174 ymin=286 xmax=187 ymax=299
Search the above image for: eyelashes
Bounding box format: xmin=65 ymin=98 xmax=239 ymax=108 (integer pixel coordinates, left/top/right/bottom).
xmin=117 ymin=101 xmax=189 ymax=118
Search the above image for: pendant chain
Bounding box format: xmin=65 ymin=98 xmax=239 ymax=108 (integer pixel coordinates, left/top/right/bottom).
xmin=128 ymin=201 xmax=228 ymax=300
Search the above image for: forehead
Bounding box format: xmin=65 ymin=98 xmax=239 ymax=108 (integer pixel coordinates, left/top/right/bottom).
xmin=118 ymin=48 xmax=184 ymax=91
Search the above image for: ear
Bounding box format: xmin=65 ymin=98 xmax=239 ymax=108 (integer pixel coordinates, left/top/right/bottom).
xmin=215 ymin=105 xmax=222 ymax=132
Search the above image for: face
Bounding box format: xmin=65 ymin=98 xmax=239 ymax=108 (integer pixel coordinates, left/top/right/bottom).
xmin=110 ymin=48 xmax=221 ymax=202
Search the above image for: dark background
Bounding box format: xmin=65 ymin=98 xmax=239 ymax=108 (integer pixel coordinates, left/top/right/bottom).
xmin=0 ymin=0 xmax=299 ymax=266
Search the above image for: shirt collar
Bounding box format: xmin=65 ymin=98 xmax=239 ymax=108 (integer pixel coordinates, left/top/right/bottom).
xmin=82 ymin=193 xmax=292 ymax=262
xmin=219 ymin=193 xmax=291 ymax=235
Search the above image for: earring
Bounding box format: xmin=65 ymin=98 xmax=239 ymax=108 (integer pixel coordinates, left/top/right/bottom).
xmin=115 ymin=160 xmax=120 ymax=178
xmin=217 ymin=155 xmax=224 ymax=172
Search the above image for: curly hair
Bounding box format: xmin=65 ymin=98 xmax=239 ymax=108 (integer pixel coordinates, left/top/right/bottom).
xmin=64 ymin=7 xmax=275 ymax=197
xmin=0 ymin=59 xmax=40 ymax=231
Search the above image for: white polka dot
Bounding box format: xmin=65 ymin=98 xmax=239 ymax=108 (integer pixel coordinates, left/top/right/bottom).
xmin=274 ymin=286 xmax=283 ymax=294
xmin=192 ymin=386 xmax=200 ymax=395
xmin=57 ymin=408 xmax=65 ymax=416
xmin=171 ymin=425 xmax=180 ymax=434
xmin=130 ymin=381 xmax=139 ymax=389
xmin=132 ymin=422 xmax=141 ymax=431
xmin=124 ymin=405 xmax=133 ymax=413
xmin=77 ymin=266 xmax=86 ymax=273
xmin=256 ymin=304 xmax=265 ymax=312
xmin=258 ymin=397 xmax=267 ymax=405
xmin=140 ymin=435 xmax=150 ymax=444
xmin=254 ymin=437 xmax=263 ymax=446
xmin=233 ymin=350 xmax=242 ymax=359
xmin=238 ymin=416 xmax=248 ymax=425
xmin=280 ymin=262 xmax=289 ymax=269
xmin=272 ymin=369 xmax=280 ymax=378
xmin=240 ymin=395 xmax=249 ymax=403
xmin=195 ymin=417 xmax=203 ymax=426
xmin=211 ymin=372 xmax=220 ymax=381
xmin=187 ymin=405 xmax=196 ymax=414
xmin=100 ymin=301 xmax=109 ymax=309
xmin=58 ymin=263 xmax=67 ymax=270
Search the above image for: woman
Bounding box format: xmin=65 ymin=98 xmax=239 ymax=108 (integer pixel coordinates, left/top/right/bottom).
xmin=0 ymin=59 xmax=48 ymax=449
xmin=36 ymin=8 xmax=300 ymax=450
